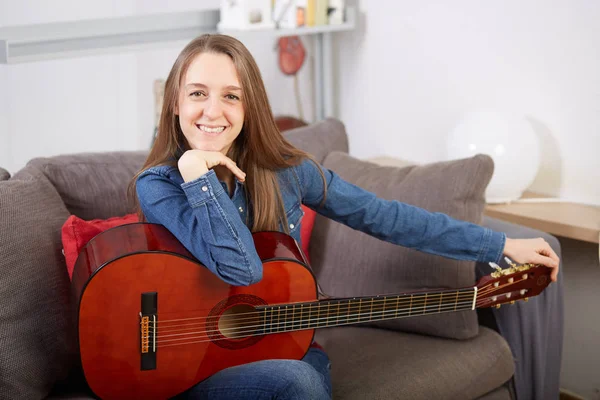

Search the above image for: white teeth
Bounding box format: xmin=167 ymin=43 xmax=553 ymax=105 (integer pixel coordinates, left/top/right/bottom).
xmin=198 ymin=125 xmax=225 ymax=133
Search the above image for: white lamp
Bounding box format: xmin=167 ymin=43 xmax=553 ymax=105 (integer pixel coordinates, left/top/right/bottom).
xmin=447 ymin=110 xmax=541 ymax=203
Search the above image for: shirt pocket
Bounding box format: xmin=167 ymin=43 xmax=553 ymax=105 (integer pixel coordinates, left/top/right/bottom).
xmin=284 ymin=203 xmax=304 ymax=234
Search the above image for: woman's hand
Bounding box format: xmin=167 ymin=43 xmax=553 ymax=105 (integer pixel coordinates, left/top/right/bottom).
xmin=503 ymin=237 xmax=560 ymax=282
xmin=178 ymin=150 xmax=246 ymax=183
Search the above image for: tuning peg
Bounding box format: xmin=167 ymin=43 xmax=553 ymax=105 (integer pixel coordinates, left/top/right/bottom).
xmin=504 ymin=256 xmax=515 ymax=266
xmin=489 ymin=262 xmax=503 ymax=277
xmin=495 ymin=304 xmax=501 ymax=309
xmin=524 ymin=297 xmax=529 ymax=302
xmin=510 ymin=301 xmax=515 ymax=305
xmin=489 ymin=262 xmax=503 ymax=272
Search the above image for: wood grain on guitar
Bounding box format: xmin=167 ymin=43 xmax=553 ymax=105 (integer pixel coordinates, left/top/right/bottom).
xmin=72 ymin=223 xmax=552 ymax=399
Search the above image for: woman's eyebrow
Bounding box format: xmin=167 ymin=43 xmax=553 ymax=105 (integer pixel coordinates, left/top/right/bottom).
xmin=184 ymin=83 xmax=241 ymax=91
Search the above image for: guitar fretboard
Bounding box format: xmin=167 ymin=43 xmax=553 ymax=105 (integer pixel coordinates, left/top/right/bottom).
xmin=255 ymin=288 xmax=476 ymax=334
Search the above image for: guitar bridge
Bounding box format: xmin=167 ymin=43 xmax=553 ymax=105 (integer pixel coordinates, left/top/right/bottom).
xmin=140 ymin=292 xmax=157 ymax=370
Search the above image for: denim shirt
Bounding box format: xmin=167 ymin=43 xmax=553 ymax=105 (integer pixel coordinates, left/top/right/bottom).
xmin=136 ymin=159 xmax=506 ymax=286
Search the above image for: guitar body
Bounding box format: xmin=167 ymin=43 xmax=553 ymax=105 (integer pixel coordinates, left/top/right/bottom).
xmin=72 ymin=223 xmax=317 ymax=400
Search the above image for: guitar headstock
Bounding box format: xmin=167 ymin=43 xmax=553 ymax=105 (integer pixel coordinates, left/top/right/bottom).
xmin=475 ymin=262 xmax=552 ymax=308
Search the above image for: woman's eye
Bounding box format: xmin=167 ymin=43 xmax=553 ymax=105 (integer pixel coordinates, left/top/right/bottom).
xmin=190 ymin=91 xmax=206 ymax=97
xmin=225 ymin=94 xmax=240 ymax=101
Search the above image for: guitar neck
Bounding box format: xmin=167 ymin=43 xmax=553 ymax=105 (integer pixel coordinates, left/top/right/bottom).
xmin=255 ymin=287 xmax=477 ymax=334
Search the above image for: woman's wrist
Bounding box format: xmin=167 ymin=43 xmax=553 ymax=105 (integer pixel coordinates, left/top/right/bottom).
xmin=178 ymin=152 xmax=209 ymax=182
xmin=502 ymin=237 xmax=514 ymax=258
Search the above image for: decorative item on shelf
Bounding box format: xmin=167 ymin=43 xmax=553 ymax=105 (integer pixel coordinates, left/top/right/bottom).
xmin=218 ymin=0 xmax=275 ymax=31
xmin=277 ymin=35 xmax=306 ymax=121
xmin=273 ymin=0 xmax=331 ymax=28
xmin=273 ymin=0 xmax=306 ymax=29
xmin=446 ymin=110 xmax=541 ymax=204
xmin=327 ymin=0 xmax=345 ymax=25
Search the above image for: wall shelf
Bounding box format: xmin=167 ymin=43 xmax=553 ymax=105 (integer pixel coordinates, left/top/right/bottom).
xmin=0 ymin=8 xmax=355 ymax=64
xmin=0 ymin=6 xmax=356 ymax=121
xmin=0 ymin=10 xmax=220 ymax=64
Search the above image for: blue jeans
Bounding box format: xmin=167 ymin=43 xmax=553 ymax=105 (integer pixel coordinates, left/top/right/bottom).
xmin=173 ymin=348 xmax=332 ymax=399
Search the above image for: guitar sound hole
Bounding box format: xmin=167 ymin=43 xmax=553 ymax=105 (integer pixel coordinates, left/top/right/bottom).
xmin=218 ymin=304 xmax=260 ymax=340
xmin=208 ymin=294 xmax=267 ymax=350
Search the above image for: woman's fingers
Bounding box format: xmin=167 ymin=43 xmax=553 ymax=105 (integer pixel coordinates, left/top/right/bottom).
xmin=226 ymin=158 xmax=246 ymax=182
xmin=204 ymin=152 xmax=246 ymax=182
xmin=533 ymin=253 xmax=559 ymax=281
xmin=504 ymin=237 xmax=560 ymax=282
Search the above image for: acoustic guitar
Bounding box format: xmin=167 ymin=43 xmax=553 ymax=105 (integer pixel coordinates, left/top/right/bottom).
xmin=72 ymin=223 xmax=551 ymax=399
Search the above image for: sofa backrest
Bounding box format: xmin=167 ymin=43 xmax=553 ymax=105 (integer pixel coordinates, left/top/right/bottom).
xmin=14 ymin=151 xmax=148 ymax=220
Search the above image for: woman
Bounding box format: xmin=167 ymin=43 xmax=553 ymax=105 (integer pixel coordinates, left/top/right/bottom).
xmin=132 ymin=34 xmax=559 ymax=400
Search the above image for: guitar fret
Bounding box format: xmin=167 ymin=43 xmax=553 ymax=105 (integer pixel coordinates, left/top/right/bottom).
xmin=346 ymin=300 xmax=351 ymax=324
xmin=318 ymin=303 xmax=322 ymax=327
xmin=359 ymin=299 xmax=363 ymax=323
xmin=454 ymin=290 xmax=459 ymax=311
xmin=438 ymin=292 xmax=443 ymax=313
xmin=408 ymin=294 xmax=413 ymax=316
xmin=382 ymin=296 xmax=387 ymax=320
xmin=423 ymin=293 xmax=428 ymax=314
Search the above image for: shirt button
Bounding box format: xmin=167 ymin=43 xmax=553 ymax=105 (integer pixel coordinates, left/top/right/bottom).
xmin=201 ymin=186 xmax=208 ymax=192
xmin=289 ymin=223 xmax=295 ymax=229
xmin=239 ymin=207 xmax=244 ymax=213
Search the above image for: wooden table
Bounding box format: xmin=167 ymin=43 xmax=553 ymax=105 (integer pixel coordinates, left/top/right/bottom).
xmin=485 ymin=192 xmax=600 ymax=262
xmin=484 ymin=192 xmax=600 ymax=244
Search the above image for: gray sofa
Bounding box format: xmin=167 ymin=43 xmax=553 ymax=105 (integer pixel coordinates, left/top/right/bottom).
xmin=0 ymin=118 xmax=563 ymax=400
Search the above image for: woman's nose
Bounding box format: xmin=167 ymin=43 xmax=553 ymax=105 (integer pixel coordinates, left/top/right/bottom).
xmin=203 ymin=97 xmax=222 ymax=119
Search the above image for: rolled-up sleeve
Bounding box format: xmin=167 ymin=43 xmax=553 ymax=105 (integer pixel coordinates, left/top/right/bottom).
xmin=136 ymin=168 xmax=262 ymax=286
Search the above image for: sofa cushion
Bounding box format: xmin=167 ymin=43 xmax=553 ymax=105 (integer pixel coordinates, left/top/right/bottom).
xmin=310 ymin=152 xmax=494 ymax=339
xmin=0 ymin=167 xmax=10 ymax=181
xmin=283 ymin=118 xmax=349 ymax=163
xmin=61 ymin=213 xmax=140 ymax=280
xmin=24 ymin=151 xmax=148 ymax=220
xmin=0 ymin=173 xmax=74 ymax=399
xmin=315 ymin=326 xmax=514 ymax=400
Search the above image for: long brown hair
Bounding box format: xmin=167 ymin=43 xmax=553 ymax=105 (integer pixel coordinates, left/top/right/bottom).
xmin=129 ymin=34 xmax=324 ymax=232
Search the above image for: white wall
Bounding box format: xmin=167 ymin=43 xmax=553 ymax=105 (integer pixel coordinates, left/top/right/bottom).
xmin=0 ymin=0 xmax=314 ymax=173
xmin=335 ymin=0 xmax=600 ymax=206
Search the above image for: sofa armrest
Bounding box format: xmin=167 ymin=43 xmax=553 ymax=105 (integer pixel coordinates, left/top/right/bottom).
xmin=476 ymin=216 xmax=564 ymax=400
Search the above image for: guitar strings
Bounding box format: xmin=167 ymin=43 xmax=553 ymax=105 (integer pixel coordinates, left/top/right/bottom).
xmin=155 ymin=291 xmax=479 ymax=326
xmin=154 ymin=302 xmax=477 ymax=347
xmin=135 ymin=280 xmax=527 ymax=349
xmin=155 ymin=299 xmax=477 ymax=339
xmin=150 ymin=280 xmax=511 ymax=332
xmin=153 ymin=292 xmax=478 ymax=332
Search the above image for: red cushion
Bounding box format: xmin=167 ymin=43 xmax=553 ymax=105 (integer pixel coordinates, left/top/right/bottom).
xmin=61 ymin=207 xmax=317 ymax=281
xmin=300 ymin=205 xmax=316 ymax=262
xmin=61 ymin=214 xmax=139 ymax=280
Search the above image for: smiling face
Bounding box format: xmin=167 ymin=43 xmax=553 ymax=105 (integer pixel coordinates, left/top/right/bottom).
xmin=177 ymin=52 xmax=244 ymax=154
